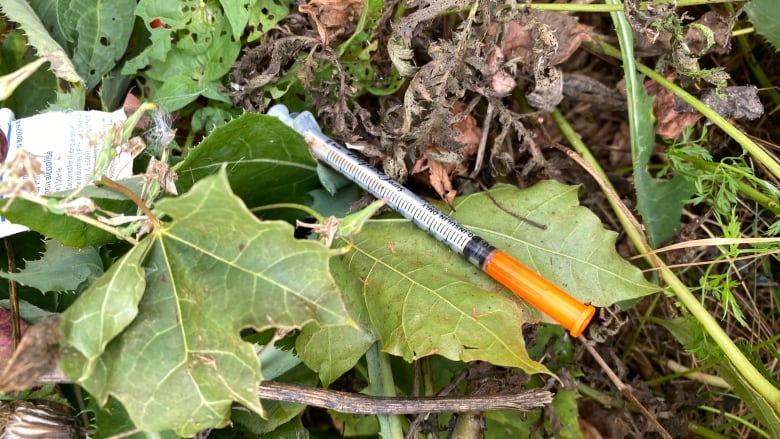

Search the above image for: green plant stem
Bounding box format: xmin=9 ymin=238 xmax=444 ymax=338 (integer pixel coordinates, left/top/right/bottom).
xmin=551 ymin=107 xmax=780 ymax=414
xmin=591 ymin=38 xmax=780 ymax=181
xmin=699 ymin=405 xmax=769 ymax=438
xmin=521 ymin=0 xmax=737 ymax=12
xmin=98 ymin=176 xmax=160 ymax=228
xmin=577 ymin=383 xmax=621 ymax=409
xmin=731 ymin=27 xmax=754 ymax=37
xmin=336 ymin=0 xmax=372 ymax=58
xmin=680 ymin=155 xmax=780 ymax=215
xmin=366 ymin=342 xmax=404 ymax=439
xmin=12 ymin=194 xmax=138 ymax=245
xmin=688 ymin=424 xmax=732 ymax=439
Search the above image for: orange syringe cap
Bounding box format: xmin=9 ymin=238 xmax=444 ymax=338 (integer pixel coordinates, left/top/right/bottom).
xmin=484 ymin=251 xmax=596 ymax=337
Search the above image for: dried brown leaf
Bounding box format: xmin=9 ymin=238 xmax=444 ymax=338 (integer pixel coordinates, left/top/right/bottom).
xmin=410 ymin=102 xmax=480 ymax=202
xmin=646 ymin=77 xmax=703 ymax=139
xmin=499 ymin=12 xmax=593 ymax=67
xmin=674 ymin=86 xmax=764 ymax=121
xmin=486 ymin=45 xmax=516 ymax=96
xmin=0 ymin=318 xmax=60 ymax=393
xmin=493 ymin=12 xmax=591 ymax=112
xmin=451 ymin=103 xmax=481 ymax=154
xmin=229 ymin=36 xmax=320 ymax=110
xmin=299 ymin=0 xmax=363 ymax=45
xmin=389 ymin=0 xmax=472 ymax=76
xmin=685 ymin=11 xmax=733 ymax=55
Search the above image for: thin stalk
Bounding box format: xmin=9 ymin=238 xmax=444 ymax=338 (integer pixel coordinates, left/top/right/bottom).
xmin=366 ymin=342 xmax=404 ymax=438
xmin=551 ymin=106 xmax=780 ymax=414
xmin=662 ymin=360 xmax=732 ymax=389
xmin=99 ymin=176 xmax=160 ymax=228
xmin=731 ymin=27 xmax=754 ymax=38
xmin=14 ymin=194 xmax=138 ymax=245
xmin=677 ymin=154 xmax=780 ymax=215
xmin=699 ymin=405 xmax=769 ymax=438
xmin=688 ymin=424 xmax=733 ymax=439
xmin=3 ymin=238 xmax=20 ymax=350
xmin=520 ymin=0 xmax=737 ymax=13
xmin=336 ymin=0 xmax=372 ymax=58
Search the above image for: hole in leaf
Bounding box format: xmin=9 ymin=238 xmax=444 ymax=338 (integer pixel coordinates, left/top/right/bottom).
xmin=99 ymin=36 xmax=110 ymax=46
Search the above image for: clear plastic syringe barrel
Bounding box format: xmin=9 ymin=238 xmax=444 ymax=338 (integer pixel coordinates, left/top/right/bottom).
xmin=268 ymin=104 xmax=478 ymax=256
xmin=307 ymin=130 xmax=475 ymax=254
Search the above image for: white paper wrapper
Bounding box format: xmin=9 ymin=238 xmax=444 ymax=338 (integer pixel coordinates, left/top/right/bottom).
xmin=0 ymin=109 xmax=133 ymax=238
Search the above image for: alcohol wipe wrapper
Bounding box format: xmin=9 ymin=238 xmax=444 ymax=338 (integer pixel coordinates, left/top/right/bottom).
xmin=0 ymin=109 xmax=133 ymax=238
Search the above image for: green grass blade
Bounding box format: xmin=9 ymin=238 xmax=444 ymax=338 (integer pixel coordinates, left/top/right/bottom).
xmin=608 ymin=0 xmax=692 ymax=248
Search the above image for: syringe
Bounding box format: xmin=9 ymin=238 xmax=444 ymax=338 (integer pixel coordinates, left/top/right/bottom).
xmin=268 ymin=105 xmax=596 ymax=337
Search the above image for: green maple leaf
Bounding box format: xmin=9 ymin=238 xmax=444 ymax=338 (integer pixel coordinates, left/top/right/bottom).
xmin=59 ymin=168 xmax=351 ymax=435
xmin=317 ymin=182 xmax=657 ymax=375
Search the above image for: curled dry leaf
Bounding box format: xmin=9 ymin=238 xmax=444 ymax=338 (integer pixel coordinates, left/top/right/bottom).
xmin=57 ymin=197 xmax=97 ymax=215
xmin=645 ymin=78 xmax=762 ymax=139
xmin=646 ymin=76 xmax=702 ymax=139
xmin=499 ymin=12 xmax=593 ymax=68
xmin=633 ymin=9 xmax=733 ymax=58
xmin=0 ymin=317 xmax=60 ymax=394
xmin=389 ymin=0 xmax=472 ymax=76
xmin=684 ymin=11 xmax=734 ymax=56
xmin=486 ymin=45 xmax=516 ymax=96
xmin=144 ymin=156 xmax=179 ymax=196
xmin=411 ymin=102 xmax=481 ymax=204
xmin=493 ymin=12 xmax=592 ymax=111
xmin=229 ymin=36 xmax=320 ymax=111
xmin=674 ymin=86 xmax=764 ymax=121
xmin=299 ymin=0 xmax=363 ymax=45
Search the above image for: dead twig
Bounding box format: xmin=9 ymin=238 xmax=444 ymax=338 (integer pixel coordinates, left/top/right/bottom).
xmin=257 ymin=381 xmax=552 ymax=414
xmin=470 ymin=101 xmax=494 ymax=179
xmin=3 ymin=238 xmax=21 ymax=351
xmin=581 ymin=336 xmax=673 ymax=439
xmin=459 ymin=176 xmax=547 ymax=230
xmin=405 ymin=366 xmax=470 ymax=439
xmin=8 ymin=367 xmax=552 ymax=416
